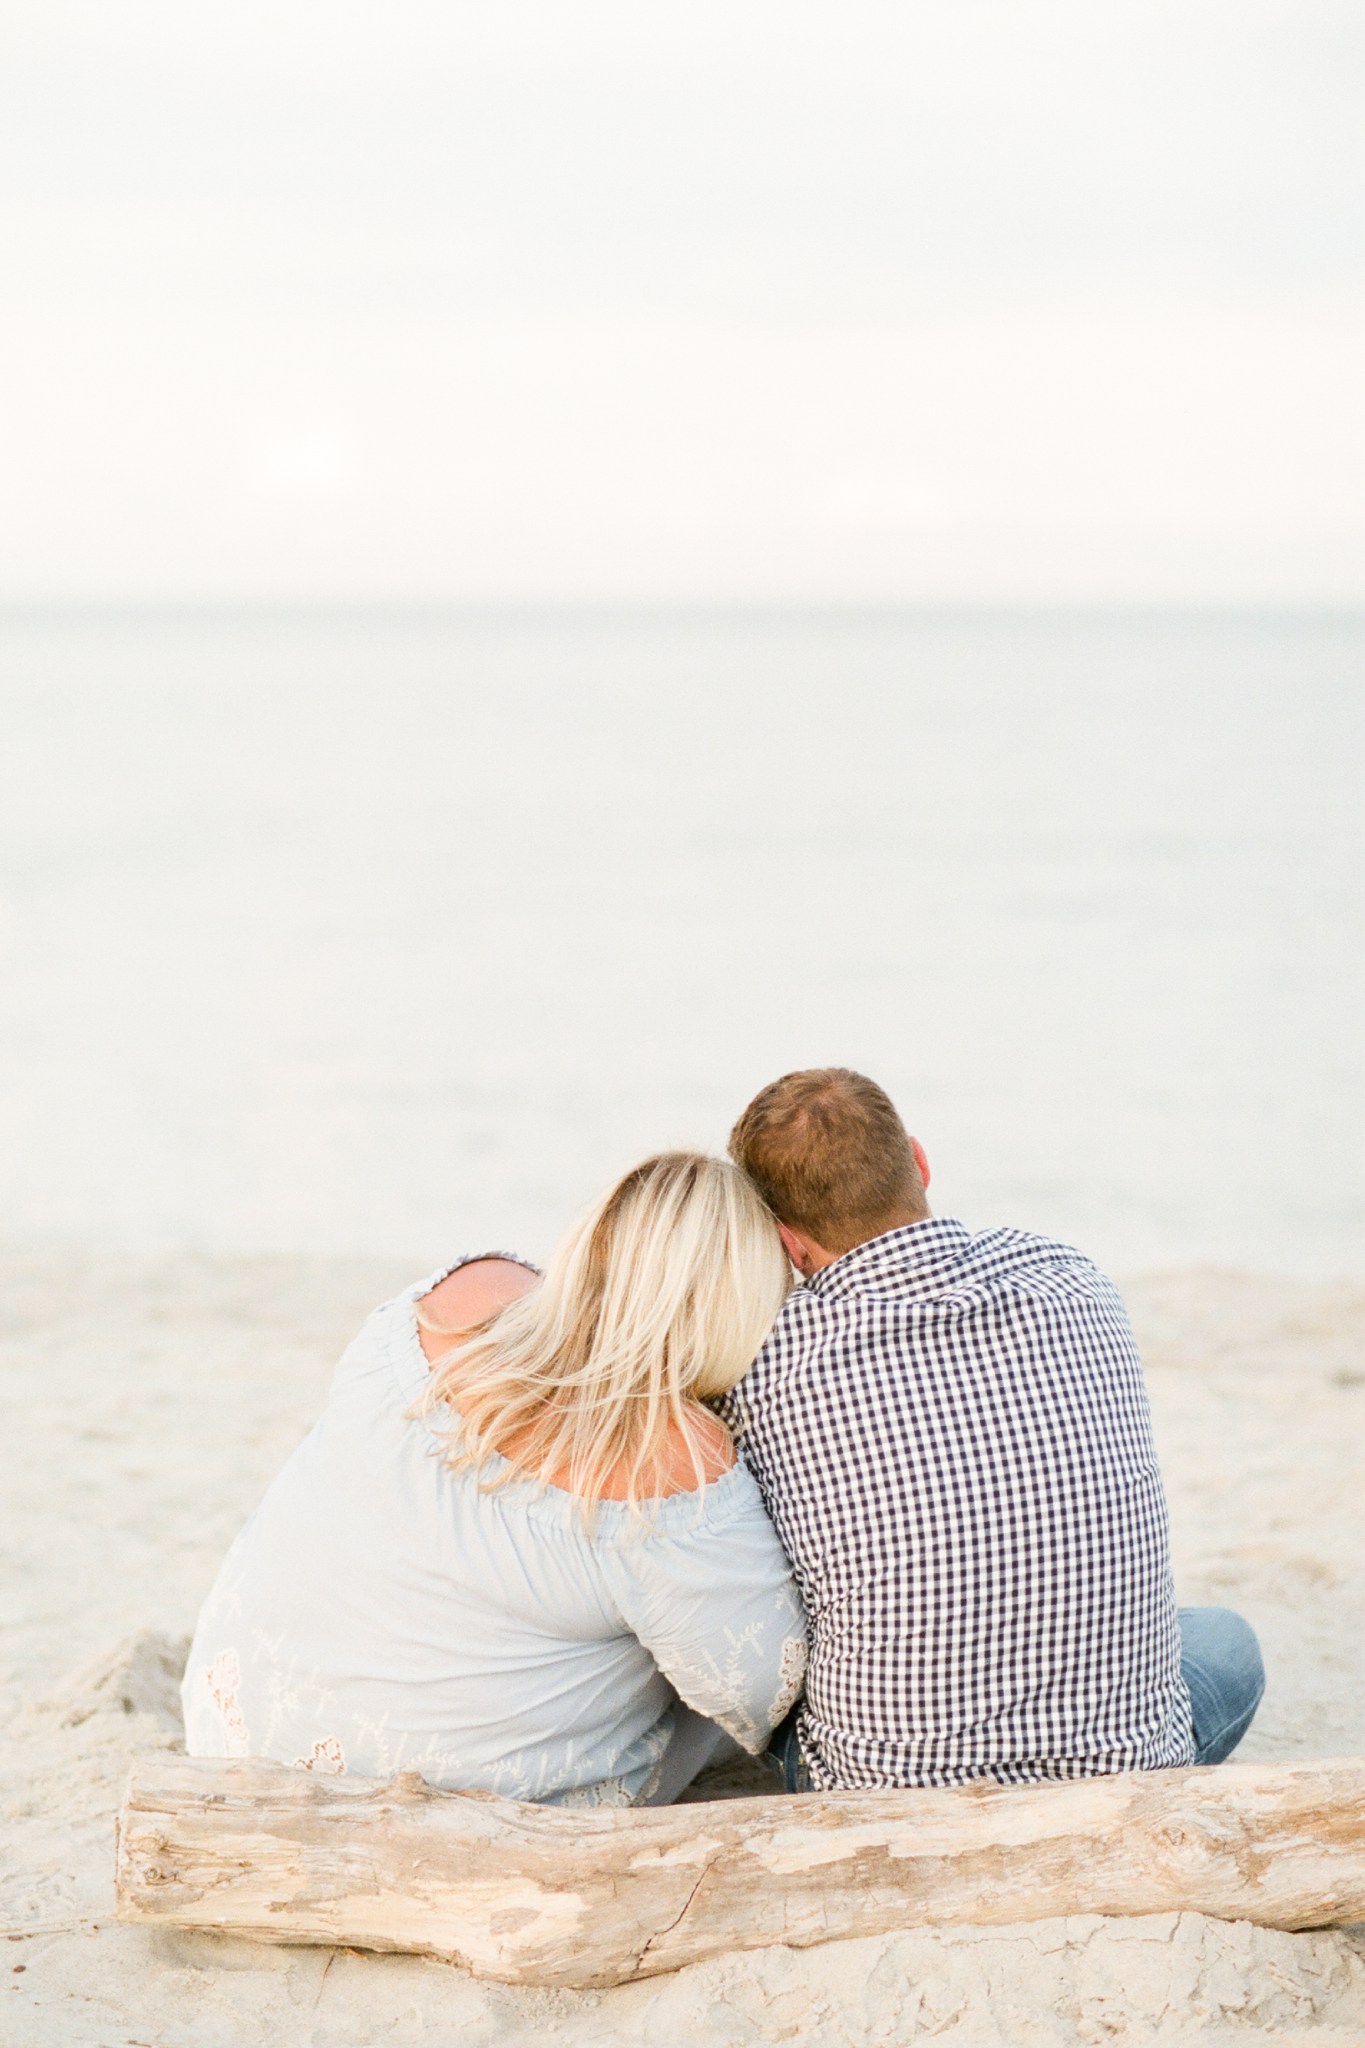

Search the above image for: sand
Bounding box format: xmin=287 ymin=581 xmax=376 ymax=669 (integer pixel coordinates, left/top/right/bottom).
xmin=2 ymin=1253 xmax=1364 ymax=2046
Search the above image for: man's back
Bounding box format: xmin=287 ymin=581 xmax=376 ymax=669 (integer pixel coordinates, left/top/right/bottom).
xmin=723 ymin=1216 xmax=1195 ymax=1789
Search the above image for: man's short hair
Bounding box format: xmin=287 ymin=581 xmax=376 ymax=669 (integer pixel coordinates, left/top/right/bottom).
xmin=728 ymin=1068 xmax=927 ymax=1255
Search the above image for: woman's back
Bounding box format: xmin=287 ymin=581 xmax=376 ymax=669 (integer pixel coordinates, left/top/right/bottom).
xmin=181 ymin=1257 xmax=807 ymax=1805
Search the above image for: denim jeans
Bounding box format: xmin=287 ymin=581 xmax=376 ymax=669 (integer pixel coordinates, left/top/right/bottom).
xmin=765 ymin=1604 xmax=1265 ymax=1791
xmin=1178 ymin=1604 xmax=1265 ymax=1764
xmin=765 ymin=1705 xmax=811 ymax=1793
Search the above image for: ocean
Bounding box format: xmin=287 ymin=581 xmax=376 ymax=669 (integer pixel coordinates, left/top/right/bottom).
xmin=1 ymin=607 xmax=1360 ymax=1278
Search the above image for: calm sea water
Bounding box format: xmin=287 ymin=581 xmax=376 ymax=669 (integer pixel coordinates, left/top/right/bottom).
xmin=1 ymin=608 xmax=1360 ymax=1277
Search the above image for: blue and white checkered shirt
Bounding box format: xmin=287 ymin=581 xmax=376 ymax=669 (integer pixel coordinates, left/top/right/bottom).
xmin=720 ymin=1216 xmax=1195 ymax=1790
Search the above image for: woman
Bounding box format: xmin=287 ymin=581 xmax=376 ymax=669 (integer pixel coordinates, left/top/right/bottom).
xmin=181 ymin=1153 xmax=807 ymax=1806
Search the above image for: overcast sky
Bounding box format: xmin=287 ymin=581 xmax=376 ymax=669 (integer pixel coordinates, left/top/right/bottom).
xmin=2 ymin=0 xmax=1362 ymax=603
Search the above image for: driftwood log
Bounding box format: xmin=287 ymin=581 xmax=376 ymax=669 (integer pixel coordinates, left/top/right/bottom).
xmin=116 ymin=1754 xmax=1365 ymax=1989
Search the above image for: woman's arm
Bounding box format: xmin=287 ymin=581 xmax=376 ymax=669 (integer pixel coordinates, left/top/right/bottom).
xmin=600 ymin=1481 xmax=808 ymax=1754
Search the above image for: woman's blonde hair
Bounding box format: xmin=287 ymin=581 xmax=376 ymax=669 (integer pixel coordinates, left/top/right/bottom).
xmin=418 ymin=1152 xmax=790 ymax=1516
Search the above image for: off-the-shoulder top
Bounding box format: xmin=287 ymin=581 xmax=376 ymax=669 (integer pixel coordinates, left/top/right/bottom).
xmin=181 ymin=1256 xmax=807 ymax=1805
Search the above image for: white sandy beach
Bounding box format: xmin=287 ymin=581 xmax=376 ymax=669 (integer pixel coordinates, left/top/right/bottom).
xmin=3 ymin=1254 xmax=1364 ymax=2046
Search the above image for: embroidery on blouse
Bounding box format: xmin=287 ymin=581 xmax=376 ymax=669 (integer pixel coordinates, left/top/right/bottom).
xmin=768 ymin=1633 xmax=809 ymax=1730
xmin=663 ymin=1595 xmax=805 ymax=1754
xmin=294 ymin=1736 xmax=346 ymax=1774
xmin=203 ymin=1649 xmax=249 ymax=1757
xmin=554 ymin=1772 xmax=635 ymax=1809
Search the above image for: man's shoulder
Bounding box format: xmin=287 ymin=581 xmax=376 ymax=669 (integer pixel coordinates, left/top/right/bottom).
xmin=948 ymin=1225 xmax=1131 ymax=1332
xmin=960 ymin=1222 xmax=1111 ymax=1287
xmin=830 ymin=1217 xmax=1112 ymax=1305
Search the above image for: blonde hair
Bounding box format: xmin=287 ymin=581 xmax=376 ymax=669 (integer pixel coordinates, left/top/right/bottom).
xmin=418 ymin=1152 xmax=790 ymax=1516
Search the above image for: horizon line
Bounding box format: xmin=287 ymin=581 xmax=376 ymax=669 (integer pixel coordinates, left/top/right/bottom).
xmin=4 ymin=596 xmax=1364 ymax=623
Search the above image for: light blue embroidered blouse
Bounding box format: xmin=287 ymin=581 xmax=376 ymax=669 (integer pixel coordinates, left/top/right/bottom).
xmin=181 ymin=1258 xmax=808 ymax=1806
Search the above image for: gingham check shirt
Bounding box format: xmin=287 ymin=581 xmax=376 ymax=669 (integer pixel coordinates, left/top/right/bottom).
xmin=720 ymin=1217 xmax=1195 ymax=1790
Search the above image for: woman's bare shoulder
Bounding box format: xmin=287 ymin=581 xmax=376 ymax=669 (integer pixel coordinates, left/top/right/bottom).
xmin=416 ymin=1258 xmax=538 ymax=1364
xmin=656 ymin=1408 xmax=736 ymax=1496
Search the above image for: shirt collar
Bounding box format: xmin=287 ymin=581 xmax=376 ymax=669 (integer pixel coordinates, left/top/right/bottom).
xmin=804 ymin=1215 xmax=973 ymax=1300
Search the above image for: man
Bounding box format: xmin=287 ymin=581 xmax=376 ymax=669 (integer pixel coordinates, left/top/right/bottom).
xmin=722 ymin=1067 xmax=1264 ymax=1792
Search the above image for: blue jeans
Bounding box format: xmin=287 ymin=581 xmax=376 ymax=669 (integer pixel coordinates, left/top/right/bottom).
xmin=1179 ymin=1604 xmax=1265 ymax=1764
xmin=766 ymin=1605 xmax=1264 ymax=1790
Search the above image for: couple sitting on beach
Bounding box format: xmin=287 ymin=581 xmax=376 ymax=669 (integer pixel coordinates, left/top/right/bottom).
xmin=183 ymin=1068 xmax=1264 ymax=1804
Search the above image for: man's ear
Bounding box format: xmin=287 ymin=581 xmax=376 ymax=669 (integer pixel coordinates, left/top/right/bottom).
xmin=777 ymin=1221 xmax=815 ymax=1275
xmin=911 ymin=1137 xmax=931 ymax=1192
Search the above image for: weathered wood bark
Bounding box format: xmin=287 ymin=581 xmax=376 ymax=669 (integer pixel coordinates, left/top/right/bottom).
xmin=116 ymin=1755 xmax=1365 ymax=1989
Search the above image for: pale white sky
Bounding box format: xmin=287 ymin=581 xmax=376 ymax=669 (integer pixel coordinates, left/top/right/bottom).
xmin=1 ymin=0 xmax=1362 ymax=602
